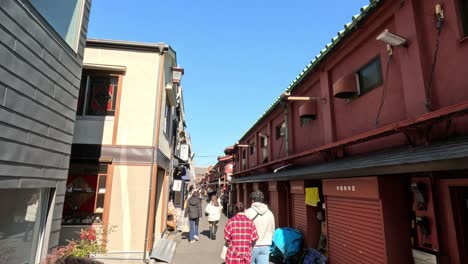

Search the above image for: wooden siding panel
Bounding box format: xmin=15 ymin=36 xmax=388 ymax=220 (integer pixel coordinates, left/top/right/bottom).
xmin=0 ymin=0 xmax=92 ymax=252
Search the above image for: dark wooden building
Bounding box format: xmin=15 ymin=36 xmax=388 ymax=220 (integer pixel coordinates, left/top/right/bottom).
xmin=231 ymin=1 xmax=468 ymax=263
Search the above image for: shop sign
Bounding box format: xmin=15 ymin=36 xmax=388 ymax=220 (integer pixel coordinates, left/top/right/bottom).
xmin=172 ymin=180 xmax=182 ymax=191
xmin=290 ymin=181 xmax=305 ymax=194
xmin=335 ymin=185 xmax=356 ymax=192
xmin=323 ymin=177 xmax=380 ymax=199
xmin=180 ymin=144 xmax=189 ymax=161
xmin=268 ymin=182 xmax=277 ymax=192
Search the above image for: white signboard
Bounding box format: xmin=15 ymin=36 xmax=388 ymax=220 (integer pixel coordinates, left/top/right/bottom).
xmin=172 ymin=180 xmax=182 ymax=192
xmin=180 ymin=144 xmax=189 ymax=161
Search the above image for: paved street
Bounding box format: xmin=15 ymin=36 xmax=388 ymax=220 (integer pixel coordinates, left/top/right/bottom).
xmin=171 ymin=203 xmax=228 ymax=264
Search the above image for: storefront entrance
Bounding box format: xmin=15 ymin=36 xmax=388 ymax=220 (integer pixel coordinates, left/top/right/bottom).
xmin=439 ymin=179 xmax=468 ymax=264
xmin=451 ymin=187 xmax=468 ymax=264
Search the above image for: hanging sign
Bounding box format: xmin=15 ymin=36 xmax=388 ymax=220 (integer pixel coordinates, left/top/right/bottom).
xmin=172 ymin=180 xmax=182 ymax=192
xmin=180 ymin=144 xmax=189 ymax=161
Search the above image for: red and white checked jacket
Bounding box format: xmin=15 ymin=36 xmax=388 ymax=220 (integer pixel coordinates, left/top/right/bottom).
xmin=224 ymin=213 xmax=259 ymax=264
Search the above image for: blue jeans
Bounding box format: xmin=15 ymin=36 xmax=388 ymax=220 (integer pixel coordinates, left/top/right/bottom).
xmin=189 ymin=218 xmax=199 ymax=241
xmin=251 ymin=246 xmax=270 ymax=264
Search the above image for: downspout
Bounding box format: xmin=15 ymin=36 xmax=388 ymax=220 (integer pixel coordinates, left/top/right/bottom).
xmin=143 ymin=44 xmax=167 ymax=262
xmin=284 ymin=102 xmax=289 ymax=157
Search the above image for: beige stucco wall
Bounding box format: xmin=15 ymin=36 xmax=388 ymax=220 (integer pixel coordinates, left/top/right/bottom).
xmin=74 ymin=47 xmax=161 ymax=146
xmin=107 ymin=165 xmax=151 ymax=252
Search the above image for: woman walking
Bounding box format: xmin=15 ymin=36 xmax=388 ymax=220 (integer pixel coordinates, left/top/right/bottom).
xmin=205 ymin=195 xmax=223 ymax=240
xmin=224 ymin=202 xmax=258 ymax=264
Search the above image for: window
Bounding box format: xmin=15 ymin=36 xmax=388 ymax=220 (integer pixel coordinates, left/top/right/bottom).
xmin=29 ymin=0 xmax=84 ymax=50
xmin=242 ymin=150 xmax=247 ymax=170
xmin=301 ymin=116 xmax=315 ymax=126
xmin=163 ymin=99 xmax=171 ymax=136
xmin=276 ymin=122 xmax=286 ymax=139
xmin=0 ymin=188 xmax=50 ymax=264
xmin=260 ymin=135 xmax=268 ymax=148
xmin=461 ymin=0 xmax=468 ymax=36
xmin=249 ymin=143 xmax=255 ymax=155
xmin=357 ymin=57 xmax=383 ymax=95
xmin=62 ymin=163 xmax=109 ymax=225
xmin=77 ymin=72 xmax=119 ymax=116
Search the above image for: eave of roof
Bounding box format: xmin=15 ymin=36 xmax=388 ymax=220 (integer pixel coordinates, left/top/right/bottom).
xmin=232 ymin=137 xmax=468 ymax=183
xmin=238 ymin=0 xmax=383 ymax=142
xmin=86 ymin=38 xmax=175 ymax=54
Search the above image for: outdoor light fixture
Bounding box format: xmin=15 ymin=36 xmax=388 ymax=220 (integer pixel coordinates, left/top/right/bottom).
xmin=376 ymin=29 xmax=408 ymax=47
xmin=282 ymin=92 xmax=327 ymax=104
xmin=171 ymin=66 xmax=184 ymax=84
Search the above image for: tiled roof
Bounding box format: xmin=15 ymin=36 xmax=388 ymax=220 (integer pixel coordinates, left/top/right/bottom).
xmin=238 ymin=0 xmax=383 ymax=142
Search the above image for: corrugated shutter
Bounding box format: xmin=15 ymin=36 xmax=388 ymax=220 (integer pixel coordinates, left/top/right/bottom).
xmin=327 ymin=196 xmax=386 ymax=264
xmin=269 ymin=191 xmax=279 ymax=224
xmin=292 ymin=194 xmax=307 ymax=233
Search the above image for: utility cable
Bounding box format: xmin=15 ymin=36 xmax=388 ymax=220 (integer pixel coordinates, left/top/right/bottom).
xmin=375 ymin=50 xmax=392 ymax=127
xmin=426 ymin=14 xmax=444 ymax=112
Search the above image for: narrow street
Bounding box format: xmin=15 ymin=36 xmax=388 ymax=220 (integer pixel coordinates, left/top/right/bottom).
xmin=171 ymin=202 xmax=228 ymax=264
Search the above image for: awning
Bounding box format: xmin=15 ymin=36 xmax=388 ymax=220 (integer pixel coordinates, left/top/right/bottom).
xmin=232 ymin=137 xmax=468 ymax=183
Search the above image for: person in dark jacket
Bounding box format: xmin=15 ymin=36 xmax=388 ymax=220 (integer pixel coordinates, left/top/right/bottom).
xmin=184 ymin=190 xmax=202 ymax=243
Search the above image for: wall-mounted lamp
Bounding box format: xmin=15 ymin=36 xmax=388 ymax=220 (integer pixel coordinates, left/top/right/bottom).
xmin=283 ymin=92 xmax=327 ymax=104
xmin=171 ymin=66 xmax=184 ymax=84
xmin=235 ymin=142 xmax=250 ymax=148
xmin=376 ymin=29 xmax=408 ymax=47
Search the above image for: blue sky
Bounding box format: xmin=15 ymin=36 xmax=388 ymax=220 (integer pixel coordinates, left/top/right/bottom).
xmin=87 ymin=0 xmax=369 ymax=166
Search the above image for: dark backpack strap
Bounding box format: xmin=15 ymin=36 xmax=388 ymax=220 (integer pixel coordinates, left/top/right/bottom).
xmin=252 ymin=212 xmax=260 ymax=221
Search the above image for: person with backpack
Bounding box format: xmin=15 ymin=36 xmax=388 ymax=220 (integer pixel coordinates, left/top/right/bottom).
xmin=245 ymin=191 xmax=275 ymax=264
xmin=205 ymin=194 xmax=223 ymax=240
xmin=184 ymin=190 xmax=202 ymax=243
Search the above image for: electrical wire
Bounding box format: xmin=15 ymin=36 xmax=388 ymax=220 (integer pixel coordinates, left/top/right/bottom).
xmin=375 ymin=51 xmax=392 ymax=127
xmin=426 ymin=15 xmax=444 ymax=112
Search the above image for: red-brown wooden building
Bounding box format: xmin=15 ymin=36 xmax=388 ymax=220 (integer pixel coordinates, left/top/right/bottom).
xmin=230 ymin=1 xmax=468 ymax=263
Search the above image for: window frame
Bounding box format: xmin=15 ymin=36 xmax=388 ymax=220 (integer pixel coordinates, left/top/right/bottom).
xmin=77 ymin=71 xmax=122 ymax=118
xmin=0 ymin=187 xmax=52 ymax=264
xmin=276 ymin=122 xmax=286 ymax=139
xmin=249 ymin=143 xmax=255 ymax=155
xmin=356 ymin=56 xmax=383 ymax=96
xmin=27 ymin=0 xmax=85 ymax=52
xmin=260 ymin=135 xmax=268 ymax=148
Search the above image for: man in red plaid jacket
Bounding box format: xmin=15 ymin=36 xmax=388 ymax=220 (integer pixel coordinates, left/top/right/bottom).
xmin=224 ymin=202 xmax=259 ymax=264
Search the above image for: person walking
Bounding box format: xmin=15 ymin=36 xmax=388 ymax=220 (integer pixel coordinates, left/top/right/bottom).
xmin=224 ymin=202 xmax=259 ymax=264
xmin=205 ymin=194 xmax=223 ymax=240
xmin=184 ymin=190 xmax=202 ymax=243
xmin=245 ymin=191 xmax=275 ymax=264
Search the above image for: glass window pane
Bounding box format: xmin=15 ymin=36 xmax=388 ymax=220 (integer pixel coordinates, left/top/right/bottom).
xmin=462 ymin=0 xmax=468 ymax=36
xmin=86 ymin=76 xmax=118 ymax=116
xmin=0 ymin=188 xmax=49 ymax=264
xmin=358 ymin=58 xmax=382 ymax=94
xmin=29 ymin=0 xmax=84 ymax=49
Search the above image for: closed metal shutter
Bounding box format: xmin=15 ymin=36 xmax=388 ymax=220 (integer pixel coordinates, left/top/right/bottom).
xmin=292 ymin=194 xmax=307 ymax=233
xmin=269 ymin=191 xmax=279 ymax=224
xmin=326 ymin=196 xmax=386 ymax=264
